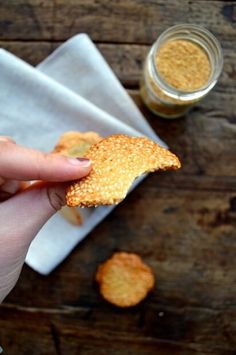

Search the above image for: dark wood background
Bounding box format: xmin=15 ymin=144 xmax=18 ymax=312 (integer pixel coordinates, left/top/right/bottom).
xmin=0 ymin=1 xmax=236 ymax=354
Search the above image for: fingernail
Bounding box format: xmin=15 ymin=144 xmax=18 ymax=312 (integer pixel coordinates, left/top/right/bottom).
xmin=67 ymin=157 xmax=91 ymax=167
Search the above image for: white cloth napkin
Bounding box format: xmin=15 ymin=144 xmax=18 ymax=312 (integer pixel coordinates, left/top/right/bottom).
xmin=0 ymin=34 xmax=166 ymax=274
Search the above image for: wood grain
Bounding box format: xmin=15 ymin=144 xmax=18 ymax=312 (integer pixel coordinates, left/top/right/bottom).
xmin=0 ymin=0 xmax=236 ymax=354
xmin=0 ymin=1 xmax=235 ymax=44
xmin=0 ymin=303 xmax=235 ymax=354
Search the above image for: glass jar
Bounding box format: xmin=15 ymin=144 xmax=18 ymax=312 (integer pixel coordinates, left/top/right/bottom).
xmin=140 ymin=24 xmax=223 ymax=119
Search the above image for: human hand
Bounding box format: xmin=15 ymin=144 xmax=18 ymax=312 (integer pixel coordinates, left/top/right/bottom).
xmin=0 ymin=136 xmax=91 ymax=303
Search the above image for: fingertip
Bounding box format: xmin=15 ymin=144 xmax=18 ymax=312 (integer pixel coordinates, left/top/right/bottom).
xmin=0 ymin=136 xmax=16 ymax=144
xmin=51 ymin=155 xmax=92 ymax=181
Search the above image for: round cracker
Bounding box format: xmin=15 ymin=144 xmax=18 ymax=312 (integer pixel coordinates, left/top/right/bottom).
xmin=96 ymin=252 xmax=155 ymax=307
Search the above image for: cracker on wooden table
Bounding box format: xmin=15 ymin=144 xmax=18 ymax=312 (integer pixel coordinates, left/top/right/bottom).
xmin=96 ymin=252 xmax=155 ymax=307
xmin=66 ymin=134 xmax=181 ymax=207
xmin=53 ymin=131 xmax=102 ymax=225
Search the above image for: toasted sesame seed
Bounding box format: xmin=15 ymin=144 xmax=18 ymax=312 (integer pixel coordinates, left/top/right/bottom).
xmin=66 ymin=134 xmax=180 ymax=207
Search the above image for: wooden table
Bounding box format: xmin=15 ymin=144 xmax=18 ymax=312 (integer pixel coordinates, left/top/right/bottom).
xmin=0 ymin=1 xmax=236 ymax=354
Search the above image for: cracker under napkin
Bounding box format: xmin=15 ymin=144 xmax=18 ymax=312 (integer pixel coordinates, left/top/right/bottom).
xmin=0 ymin=34 xmax=166 ymax=274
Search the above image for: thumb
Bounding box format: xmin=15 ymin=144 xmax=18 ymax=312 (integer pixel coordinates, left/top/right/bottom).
xmin=0 ymin=183 xmax=69 ymax=302
xmin=0 ymin=181 xmax=68 ymax=250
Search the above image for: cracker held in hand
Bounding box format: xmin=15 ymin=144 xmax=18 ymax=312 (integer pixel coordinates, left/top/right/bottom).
xmin=53 ymin=131 xmax=102 ymax=157
xmin=53 ymin=131 xmax=102 ymax=225
xmin=66 ymin=134 xmax=181 ymax=207
xmin=96 ymin=252 xmax=155 ymax=307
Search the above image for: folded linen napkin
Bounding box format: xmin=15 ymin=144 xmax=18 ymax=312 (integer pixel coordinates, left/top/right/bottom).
xmin=0 ymin=34 xmax=166 ymax=274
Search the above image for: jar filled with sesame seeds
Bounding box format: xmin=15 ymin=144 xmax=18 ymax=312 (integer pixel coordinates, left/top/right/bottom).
xmin=140 ymin=24 xmax=223 ymax=119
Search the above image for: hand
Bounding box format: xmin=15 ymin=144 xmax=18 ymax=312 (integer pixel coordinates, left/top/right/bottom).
xmin=0 ymin=136 xmax=91 ymax=303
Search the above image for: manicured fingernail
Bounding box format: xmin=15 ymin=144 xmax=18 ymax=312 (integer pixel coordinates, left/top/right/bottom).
xmin=67 ymin=157 xmax=91 ymax=167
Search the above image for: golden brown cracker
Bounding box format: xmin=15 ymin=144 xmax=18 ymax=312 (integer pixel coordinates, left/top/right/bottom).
xmin=96 ymin=252 xmax=155 ymax=307
xmin=66 ymin=134 xmax=181 ymax=207
xmin=60 ymin=206 xmax=83 ymax=225
xmin=53 ymin=130 xmax=102 ymax=225
xmin=53 ymin=131 xmax=102 ymax=157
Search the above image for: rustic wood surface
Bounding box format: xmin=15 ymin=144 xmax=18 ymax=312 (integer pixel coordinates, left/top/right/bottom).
xmin=0 ymin=1 xmax=236 ymax=354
